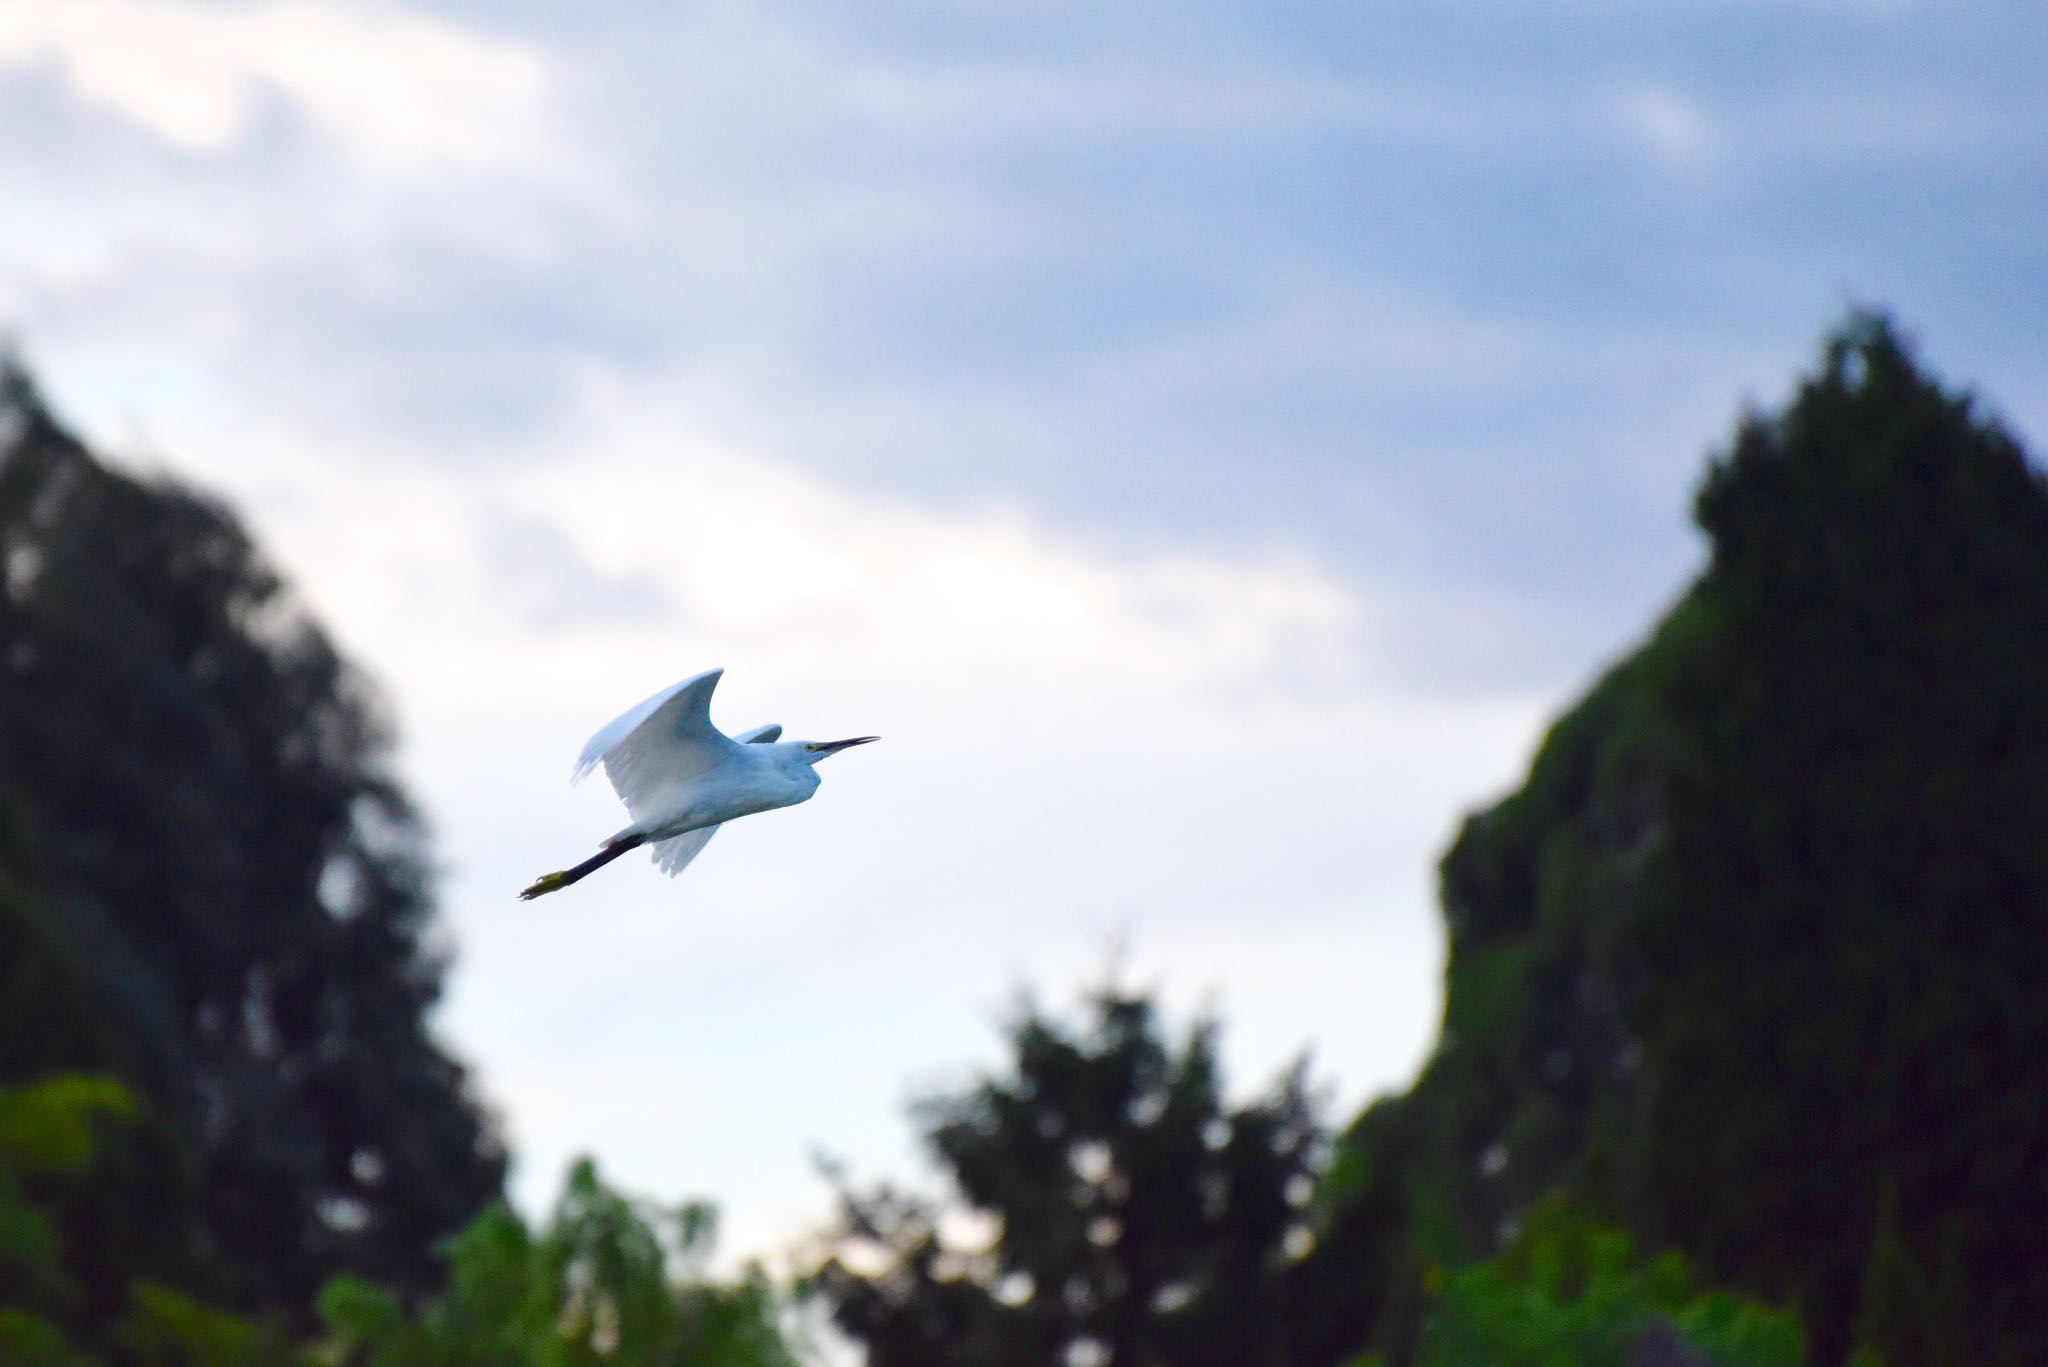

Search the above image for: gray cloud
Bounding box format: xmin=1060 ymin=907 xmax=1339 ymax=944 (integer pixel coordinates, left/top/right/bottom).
xmin=8 ymin=0 xmax=2047 ymax=679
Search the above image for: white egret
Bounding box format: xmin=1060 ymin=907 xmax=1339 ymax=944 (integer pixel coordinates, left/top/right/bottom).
xmin=519 ymin=667 xmax=876 ymax=899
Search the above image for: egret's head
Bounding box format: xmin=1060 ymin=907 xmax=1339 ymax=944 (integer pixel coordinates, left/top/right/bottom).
xmin=800 ymin=736 xmax=879 ymax=764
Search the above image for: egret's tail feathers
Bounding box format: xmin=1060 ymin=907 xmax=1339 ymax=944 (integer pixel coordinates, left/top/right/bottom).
xmin=517 ymin=834 xmax=648 ymax=901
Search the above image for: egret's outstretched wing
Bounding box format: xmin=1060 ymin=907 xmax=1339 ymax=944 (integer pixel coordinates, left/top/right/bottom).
xmin=572 ymin=667 xmax=735 ymax=819
xmin=634 ymin=723 xmax=772 ymax=877
xmin=649 ymin=824 xmax=721 ymax=876
xmin=573 ymin=667 xmax=726 ymax=779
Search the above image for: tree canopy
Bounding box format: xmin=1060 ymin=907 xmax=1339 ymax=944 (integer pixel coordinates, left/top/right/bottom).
xmin=1301 ymin=315 xmax=2048 ymax=1367
xmin=0 ymin=357 xmax=505 ymax=1321
xmin=814 ymin=989 xmax=1325 ymax=1367
xmin=321 ymin=1158 xmax=800 ymax=1367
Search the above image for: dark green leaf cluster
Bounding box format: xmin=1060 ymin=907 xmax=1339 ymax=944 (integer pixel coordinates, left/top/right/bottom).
xmin=0 ymin=1085 xmax=794 ymax=1367
xmin=1417 ymin=1201 xmax=1805 ymax=1367
xmin=320 ymin=1158 xmax=800 ymax=1367
xmin=0 ymin=1073 xmax=306 ymax=1367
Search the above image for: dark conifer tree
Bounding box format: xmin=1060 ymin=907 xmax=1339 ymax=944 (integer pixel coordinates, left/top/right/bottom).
xmin=815 ymin=989 xmax=1324 ymax=1367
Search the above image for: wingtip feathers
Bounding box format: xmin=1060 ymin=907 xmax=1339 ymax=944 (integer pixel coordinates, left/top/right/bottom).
xmin=567 ymin=664 xmax=730 ymax=782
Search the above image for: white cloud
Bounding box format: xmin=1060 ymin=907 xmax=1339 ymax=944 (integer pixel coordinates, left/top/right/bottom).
xmin=511 ymin=409 xmax=1367 ymax=699
xmin=0 ymin=0 xmax=551 ymax=163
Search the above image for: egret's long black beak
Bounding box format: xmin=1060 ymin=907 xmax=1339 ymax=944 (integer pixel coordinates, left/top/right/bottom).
xmin=815 ymin=736 xmax=879 ymax=757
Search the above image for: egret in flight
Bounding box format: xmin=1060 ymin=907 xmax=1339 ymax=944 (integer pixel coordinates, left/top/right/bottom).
xmin=520 ymin=667 xmax=876 ymax=900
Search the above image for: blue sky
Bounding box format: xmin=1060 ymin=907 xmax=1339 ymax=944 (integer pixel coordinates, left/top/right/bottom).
xmin=4 ymin=0 xmax=2044 ymax=1268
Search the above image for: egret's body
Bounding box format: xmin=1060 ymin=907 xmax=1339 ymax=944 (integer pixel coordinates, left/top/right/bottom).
xmin=520 ymin=668 xmax=875 ymax=899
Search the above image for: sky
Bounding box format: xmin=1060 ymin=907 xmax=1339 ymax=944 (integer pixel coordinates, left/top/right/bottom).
xmin=3 ymin=0 xmax=2045 ymax=1271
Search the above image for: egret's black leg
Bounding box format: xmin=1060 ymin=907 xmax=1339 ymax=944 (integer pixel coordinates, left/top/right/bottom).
xmin=519 ymin=834 xmax=649 ymax=900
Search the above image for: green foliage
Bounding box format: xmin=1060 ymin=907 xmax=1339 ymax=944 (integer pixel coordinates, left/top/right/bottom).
xmin=1304 ymin=313 xmax=2048 ymax=1366
xmin=319 ymin=1158 xmax=799 ymax=1367
xmin=815 ymin=987 xmax=1324 ymax=1367
xmin=0 ymin=354 xmax=504 ymax=1317
xmin=0 ymin=858 xmax=123 ymax=1091
xmin=0 ymin=1076 xmax=135 ymax=1173
xmin=0 ymin=1308 xmax=94 ymax=1367
xmin=0 ymin=1076 xmax=136 ymax=1319
xmin=0 ymin=1072 xmax=311 ymax=1367
xmin=1421 ymin=1205 xmax=1804 ymax=1367
xmin=117 ymin=1284 xmax=307 ymax=1367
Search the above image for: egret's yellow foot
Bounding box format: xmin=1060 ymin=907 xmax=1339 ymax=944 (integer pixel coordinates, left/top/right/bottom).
xmin=520 ymin=871 xmax=570 ymax=900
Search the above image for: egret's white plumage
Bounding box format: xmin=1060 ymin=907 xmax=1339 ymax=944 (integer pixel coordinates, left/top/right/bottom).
xmin=520 ymin=667 xmax=875 ymax=900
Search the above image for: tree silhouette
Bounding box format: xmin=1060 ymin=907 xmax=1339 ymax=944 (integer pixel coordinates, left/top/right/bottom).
xmin=815 ymin=988 xmax=1324 ymax=1367
xmin=1302 ymin=315 xmax=2048 ymax=1367
xmin=0 ymin=356 xmax=504 ymax=1319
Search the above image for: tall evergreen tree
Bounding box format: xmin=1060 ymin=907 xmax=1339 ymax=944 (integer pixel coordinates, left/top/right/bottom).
xmin=0 ymin=356 xmax=504 ymax=1318
xmin=815 ymin=989 xmax=1324 ymax=1367
xmin=1302 ymin=316 xmax=2048 ymax=1367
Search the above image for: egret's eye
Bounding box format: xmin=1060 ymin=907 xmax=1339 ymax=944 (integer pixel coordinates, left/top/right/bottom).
xmin=804 ymin=742 xmax=821 ymax=752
